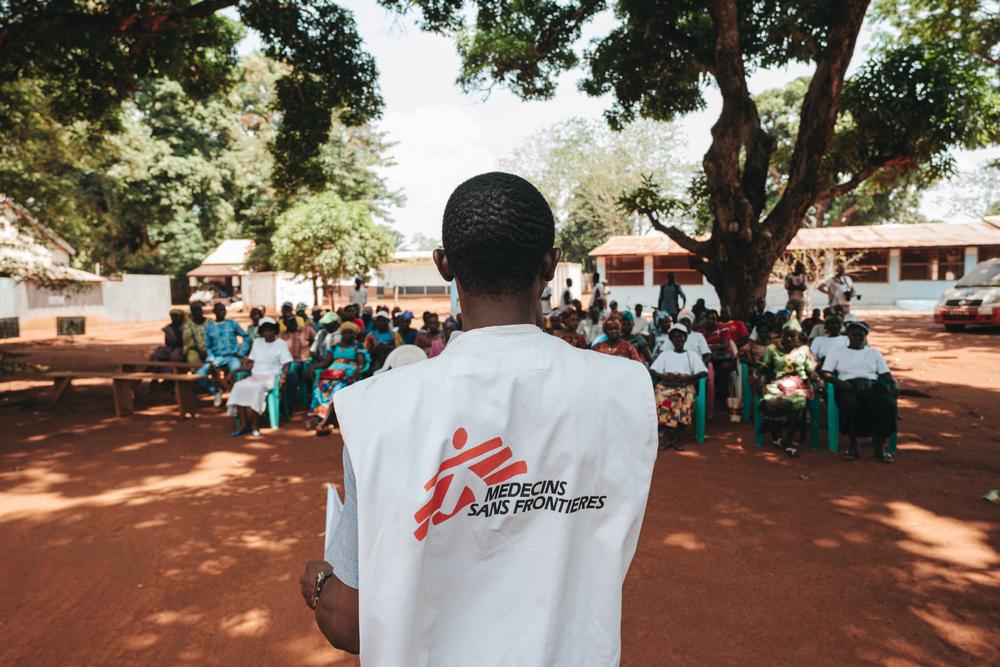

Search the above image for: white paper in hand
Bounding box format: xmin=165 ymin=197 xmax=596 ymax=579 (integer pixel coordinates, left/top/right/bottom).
xmin=323 ymin=482 xmax=344 ymax=562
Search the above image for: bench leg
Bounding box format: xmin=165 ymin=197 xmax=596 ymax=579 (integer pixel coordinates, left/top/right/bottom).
xmin=174 ymin=381 xmax=199 ymax=419
xmin=49 ymin=377 xmax=72 ymax=407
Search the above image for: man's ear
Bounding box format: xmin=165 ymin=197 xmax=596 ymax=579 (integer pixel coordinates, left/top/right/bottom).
xmin=540 ymin=248 xmax=563 ymax=282
xmin=433 ymin=249 xmax=455 ymax=282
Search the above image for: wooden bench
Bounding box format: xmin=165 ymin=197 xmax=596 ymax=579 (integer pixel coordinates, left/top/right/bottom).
xmin=118 ymin=360 xmax=203 ymax=373
xmin=46 ymin=371 xmax=205 ymax=419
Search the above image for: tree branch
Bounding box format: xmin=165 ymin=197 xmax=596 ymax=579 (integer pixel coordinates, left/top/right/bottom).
xmin=764 ymin=0 xmax=870 ymax=241
xmin=641 ymin=211 xmax=712 ymax=257
xmin=702 ymin=0 xmax=770 ymax=237
xmin=818 ymin=155 xmax=914 ymax=201
xmin=0 ymin=1 xmax=237 ymax=51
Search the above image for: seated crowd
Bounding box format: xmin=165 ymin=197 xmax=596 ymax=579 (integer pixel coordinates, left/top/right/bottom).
xmin=152 ymin=279 xmax=898 ymax=461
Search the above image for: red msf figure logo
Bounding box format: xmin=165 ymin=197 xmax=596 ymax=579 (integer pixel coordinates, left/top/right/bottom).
xmin=413 ymin=427 xmax=527 ymax=541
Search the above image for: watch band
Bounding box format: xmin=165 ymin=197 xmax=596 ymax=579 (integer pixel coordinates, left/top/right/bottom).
xmin=311 ymin=569 xmax=334 ymax=609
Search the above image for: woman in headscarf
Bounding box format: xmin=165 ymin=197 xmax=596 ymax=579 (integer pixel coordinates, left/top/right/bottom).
xmin=309 ymin=321 xmax=371 ymax=435
xmin=554 ymin=309 xmax=588 ymax=349
xmin=227 ymin=318 xmax=291 ymax=437
xmin=820 ymin=321 xmax=898 ymax=463
xmin=592 ymin=317 xmax=642 ymax=362
xmin=649 ymin=324 xmax=708 ymax=451
xmin=620 ymin=311 xmax=652 ymax=364
xmin=149 ymin=309 xmax=185 ymax=370
xmin=755 ymin=319 xmax=818 ymax=457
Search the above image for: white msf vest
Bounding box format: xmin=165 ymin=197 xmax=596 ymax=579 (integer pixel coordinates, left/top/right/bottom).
xmin=334 ymin=325 xmax=657 ymax=666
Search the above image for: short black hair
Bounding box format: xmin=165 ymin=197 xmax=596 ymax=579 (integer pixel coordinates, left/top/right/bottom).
xmin=442 ymin=172 xmax=555 ymax=296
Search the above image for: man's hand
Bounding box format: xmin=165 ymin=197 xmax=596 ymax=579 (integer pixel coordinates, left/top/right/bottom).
xmin=299 ymin=560 xmax=332 ymax=608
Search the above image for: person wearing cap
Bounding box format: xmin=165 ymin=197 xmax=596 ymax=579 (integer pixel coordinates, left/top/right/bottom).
xmin=279 ymin=301 xmax=308 ymax=333
xmin=375 ymin=344 xmax=427 ymax=375
xmin=396 ymin=311 xmax=418 ymax=345
xmin=649 ymin=323 xmax=708 ymax=450
xmin=677 ymin=312 xmax=711 ymax=365
xmin=228 ymin=318 xmax=292 ymax=437
xmin=349 ymin=278 xmax=368 ymax=308
xmin=148 ymin=308 xmax=186 ymax=369
xmin=820 ymin=321 xmax=898 ymax=463
xmin=298 ymin=172 xmax=656 ymax=663
xmin=309 ymin=306 xmax=324 ymax=331
xmin=309 ymin=321 xmax=370 ymax=436
xmin=755 ymin=319 xmax=818 ymax=458
xmin=311 ymin=311 xmax=341 ymax=362
xmin=363 ymin=308 xmax=402 ymax=373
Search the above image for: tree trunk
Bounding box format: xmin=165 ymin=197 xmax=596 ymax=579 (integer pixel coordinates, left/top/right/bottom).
xmin=311 ymin=275 xmax=318 ymax=307
xmin=321 ymin=276 xmax=331 ymax=309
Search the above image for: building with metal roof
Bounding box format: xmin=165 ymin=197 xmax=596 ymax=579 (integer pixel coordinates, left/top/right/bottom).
xmin=587 ymin=219 xmax=1000 ymax=310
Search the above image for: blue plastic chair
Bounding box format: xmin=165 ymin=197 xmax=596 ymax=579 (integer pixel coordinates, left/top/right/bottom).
xmin=825 ymin=381 xmax=898 ymax=454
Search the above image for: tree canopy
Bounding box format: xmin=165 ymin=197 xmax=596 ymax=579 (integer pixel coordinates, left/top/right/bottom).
xmin=387 ymin=0 xmax=1000 ymax=314
xmin=501 ymin=117 xmax=694 ymax=265
xmin=270 ymin=189 xmax=396 ymax=286
xmin=0 ymin=1 xmax=383 ymax=190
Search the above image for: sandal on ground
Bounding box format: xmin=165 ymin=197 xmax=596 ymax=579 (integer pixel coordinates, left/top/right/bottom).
xmin=841 ymin=449 xmax=859 ymax=461
xmin=230 ymin=426 xmax=251 ymax=437
xmin=784 ymin=446 xmax=799 ymax=458
xmin=315 ymin=426 xmax=332 ymax=437
xmin=877 ymin=450 xmax=894 ymax=464
xmin=249 ymin=430 xmax=262 ymax=438
xmin=673 ymin=442 xmax=685 ymax=451
xmin=772 ymin=437 xmax=784 ymax=450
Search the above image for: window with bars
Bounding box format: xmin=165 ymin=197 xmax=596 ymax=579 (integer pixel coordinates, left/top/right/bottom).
xmin=900 ymin=247 xmax=965 ymax=281
xmin=605 ymin=255 xmax=645 ymax=286
xmin=652 ymin=255 xmax=703 ymax=285
xmin=850 ymin=250 xmax=889 ymax=283
xmin=979 ymin=245 xmax=1000 ymax=263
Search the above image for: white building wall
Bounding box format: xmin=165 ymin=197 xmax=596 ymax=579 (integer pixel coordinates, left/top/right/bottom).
xmin=380 ymin=262 xmax=448 ymax=289
xmin=101 ymin=274 xmax=171 ymax=322
xmin=0 ymin=277 xmax=17 ymax=318
xmin=274 ymin=273 xmax=316 ymax=308
xmin=549 ymin=262 xmax=583 ymax=302
xmin=597 ymin=247 xmax=978 ymax=313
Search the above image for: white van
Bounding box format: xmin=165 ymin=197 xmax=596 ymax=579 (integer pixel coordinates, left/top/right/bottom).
xmin=934 ymin=258 xmax=1000 ymax=331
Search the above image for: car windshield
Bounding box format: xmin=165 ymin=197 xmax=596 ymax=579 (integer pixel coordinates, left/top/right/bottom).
xmin=956 ymin=261 xmax=1000 ymax=287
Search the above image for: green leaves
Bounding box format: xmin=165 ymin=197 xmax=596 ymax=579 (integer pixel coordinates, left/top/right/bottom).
xmin=271 ymin=190 xmax=395 ymax=282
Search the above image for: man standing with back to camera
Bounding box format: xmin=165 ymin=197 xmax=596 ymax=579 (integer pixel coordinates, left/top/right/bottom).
xmin=299 ymin=172 xmax=657 ymax=665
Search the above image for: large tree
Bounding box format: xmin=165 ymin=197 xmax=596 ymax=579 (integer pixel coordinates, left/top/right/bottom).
xmin=0 ymin=1 xmax=382 ymax=190
xmin=384 ymin=0 xmax=999 ymax=316
xmin=270 ymin=190 xmax=396 ymax=305
xmin=501 ymin=117 xmax=694 ymax=266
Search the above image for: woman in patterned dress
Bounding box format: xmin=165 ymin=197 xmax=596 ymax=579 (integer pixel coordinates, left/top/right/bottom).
xmin=592 ymin=317 xmax=642 ymax=362
xmin=309 ymin=322 xmax=371 ymax=435
xmin=755 ymin=319 xmax=818 ymax=457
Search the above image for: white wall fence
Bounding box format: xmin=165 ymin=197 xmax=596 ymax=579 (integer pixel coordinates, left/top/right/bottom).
xmin=1 ymin=273 xmax=171 ymax=329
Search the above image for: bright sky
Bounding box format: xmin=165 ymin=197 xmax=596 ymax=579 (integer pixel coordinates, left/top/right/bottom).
xmin=242 ymin=3 xmax=998 ymax=242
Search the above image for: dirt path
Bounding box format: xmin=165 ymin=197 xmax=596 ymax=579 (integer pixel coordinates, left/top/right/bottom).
xmin=1 ymin=314 xmax=997 ymax=665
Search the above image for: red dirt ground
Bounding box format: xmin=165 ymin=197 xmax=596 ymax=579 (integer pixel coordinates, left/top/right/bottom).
xmin=1 ymin=313 xmax=998 ymax=666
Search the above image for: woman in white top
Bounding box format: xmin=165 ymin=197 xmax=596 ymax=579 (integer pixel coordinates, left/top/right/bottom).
xmin=227 ymin=318 xmax=292 ymax=437
xmin=649 ymin=324 xmax=708 ymax=451
xmin=809 ymin=317 xmax=849 ymax=364
xmin=820 ymin=321 xmax=898 ymax=463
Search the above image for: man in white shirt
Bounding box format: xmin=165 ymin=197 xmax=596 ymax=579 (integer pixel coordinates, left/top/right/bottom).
xmin=539 ymin=283 xmax=552 ymax=315
xmin=818 ymin=261 xmax=855 ymax=314
xmin=577 ymin=304 xmax=604 ymax=344
xmin=348 ymin=278 xmax=367 ymax=308
xmin=299 ymin=172 xmax=657 ymax=664
xmin=821 ymin=321 xmax=898 ymax=463
xmin=590 ymin=271 xmax=607 ymax=309
xmin=809 ymin=317 xmax=848 ymax=364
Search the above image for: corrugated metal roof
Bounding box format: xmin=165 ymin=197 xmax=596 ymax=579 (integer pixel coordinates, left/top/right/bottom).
xmin=590 ymin=220 xmax=1000 ymax=256
xmin=0 ymin=194 xmax=76 ymax=256
xmin=187 ymin=263 xmax=242 ymax=278
xmin=200 ymin=239 xmax=254 ymax=265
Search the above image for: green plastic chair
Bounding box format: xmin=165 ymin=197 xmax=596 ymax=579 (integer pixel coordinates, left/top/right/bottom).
xmin=752 ymin=382 xmax=821 ymax=450
xmin=233 ymin=371 xmax=287 ymax=429
xmin=825 ymin=380 xmax=898 ymax=454
xmin=694 ymin=376 xmax=707 ymax=444
xmin=740 ymin=361 xmax=753 ymax=423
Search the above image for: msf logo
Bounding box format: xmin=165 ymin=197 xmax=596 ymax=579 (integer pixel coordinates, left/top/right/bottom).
xmin=413 ymin=428 xmax=527 ymax=541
